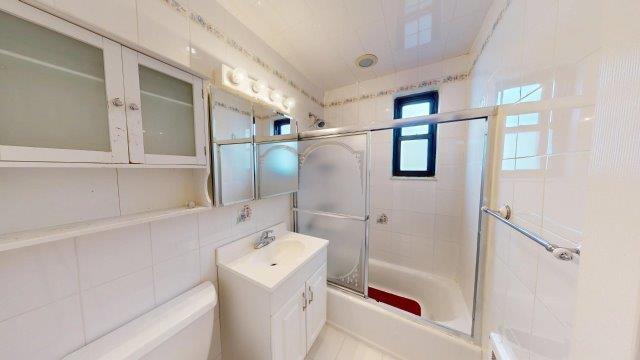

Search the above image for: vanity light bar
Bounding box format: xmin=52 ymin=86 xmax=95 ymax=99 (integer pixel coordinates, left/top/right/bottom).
xmin=220 ymin=64 xmax=294 ymax=114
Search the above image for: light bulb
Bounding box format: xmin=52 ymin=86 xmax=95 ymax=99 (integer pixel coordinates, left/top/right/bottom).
xmin=283 ymin=97 xmax=295 ymax=109
xmin=252 ymin=80 xmax=266 ymax=94
xmin=228 ymin=67 xmax=247 ymax=85
xmin=270 ymin=90 xmax=283 ymax=103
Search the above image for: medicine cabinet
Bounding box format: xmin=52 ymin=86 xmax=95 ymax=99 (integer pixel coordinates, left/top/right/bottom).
xmin=0 ymin=2 xmax=207 ymax=166
xmin=209 ymin=89 xmax=299 ymax=206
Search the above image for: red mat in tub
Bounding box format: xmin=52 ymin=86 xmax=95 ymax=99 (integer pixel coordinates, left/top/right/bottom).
xmin=368 ymin=287 xmax=421 ymax=316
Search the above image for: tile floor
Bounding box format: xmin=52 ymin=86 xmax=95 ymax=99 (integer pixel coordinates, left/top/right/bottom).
xmin=306 ymin=324 xmax=401 ymax=360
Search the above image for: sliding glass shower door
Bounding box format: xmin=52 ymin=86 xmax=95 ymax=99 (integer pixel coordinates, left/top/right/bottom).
xmin=295 ymin=134 xmax=369 ymax=294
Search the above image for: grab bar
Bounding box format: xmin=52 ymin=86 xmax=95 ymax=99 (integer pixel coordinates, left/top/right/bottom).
xmin=292 ymin=208 xmax=368 ymax=221
xmin=482 ymin=205 xmax=581 ymax=261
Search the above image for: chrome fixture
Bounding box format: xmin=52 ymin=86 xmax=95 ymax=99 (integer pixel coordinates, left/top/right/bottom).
xmin=254 ymin=229 xmax=276 ymax=249
xmin=128 ymin=103 xmax=140 ymax=111
xmin=482 ymin=205 xmax=581 ymax=261
xmin=236 ymin=204 xmax=252 ymax=223
xmin=308 ymin=113 xmax=326 ymax=129
xmin=376 ymin=213 xmax=389 ymax=224
xmin=111 ymin=97 xmax=124 ymax=107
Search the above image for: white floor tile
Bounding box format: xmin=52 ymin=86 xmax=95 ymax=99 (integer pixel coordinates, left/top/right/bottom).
xmin=307 ymin=325 xmax=346 ymax=360
xmin=307 ymin=325 xmax=398 ymax=360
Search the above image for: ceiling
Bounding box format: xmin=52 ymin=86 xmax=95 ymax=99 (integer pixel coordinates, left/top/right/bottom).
xmin=216 ymin=0 xmax=492 ymax=90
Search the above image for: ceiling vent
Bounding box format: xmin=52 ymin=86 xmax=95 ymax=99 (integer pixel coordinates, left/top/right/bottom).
xmin=356 ymin=54 xmax=378 ymax=68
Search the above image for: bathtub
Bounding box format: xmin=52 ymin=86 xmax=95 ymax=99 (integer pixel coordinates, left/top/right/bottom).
xmin=327 ymin=286 xmax=480 ymax=360
xmin=367 ymin=258 xmax=472 ymax=334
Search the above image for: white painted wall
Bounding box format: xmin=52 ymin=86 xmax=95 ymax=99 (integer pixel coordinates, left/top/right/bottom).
xmin=469 ymin=0 xmax=600 ymax=359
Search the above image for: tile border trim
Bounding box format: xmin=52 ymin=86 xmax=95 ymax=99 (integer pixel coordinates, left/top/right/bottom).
xmin=159 ymin=0 xmax=325 ymax=108
xmin=324 ymin=72 xmax=469 ymax=108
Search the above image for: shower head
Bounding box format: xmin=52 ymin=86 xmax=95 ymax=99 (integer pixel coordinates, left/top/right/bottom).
xmin=308 ymin=113 xmax=326 ymax=129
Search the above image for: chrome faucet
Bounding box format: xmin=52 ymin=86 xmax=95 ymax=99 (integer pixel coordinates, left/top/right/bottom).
xmin=254 ymin=230 xmax=276 ymax=249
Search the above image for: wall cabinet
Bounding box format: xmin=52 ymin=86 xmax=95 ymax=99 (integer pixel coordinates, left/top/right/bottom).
xmin=0 ymin=1 xmax=207 ymax=166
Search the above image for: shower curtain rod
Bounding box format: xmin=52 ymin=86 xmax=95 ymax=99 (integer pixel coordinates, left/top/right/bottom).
xmin=298 ymin=106 xmax=497 ymax=139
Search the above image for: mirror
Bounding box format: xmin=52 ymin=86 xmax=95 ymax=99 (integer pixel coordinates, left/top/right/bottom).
xmin=210 ymin=89 xmax=253 ymax=142
xmin=253 ymin=103 xmax=297 ymax=141
xmin=209 ymin=88 xmax=299 ymax=206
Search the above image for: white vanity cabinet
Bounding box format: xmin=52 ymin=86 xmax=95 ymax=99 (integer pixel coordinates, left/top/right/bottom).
xmin=271 ymin=265 xmax=327 ymax=360
xmin=217 ymin=226 xmax=328 ymax=360
xmin=0 ymin=1 xmax=207 ymax=166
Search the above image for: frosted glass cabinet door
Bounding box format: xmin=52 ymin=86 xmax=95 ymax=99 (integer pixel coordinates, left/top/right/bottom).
xmin=257 ymin=141 xmax=298 ymax=198
xmin=0 ymin=4 xmax=128 ymax=163
xmin=122 ymin=49 xmax=206 ymax=165
xmin=219 ymin=143 xmax=255 ymax=205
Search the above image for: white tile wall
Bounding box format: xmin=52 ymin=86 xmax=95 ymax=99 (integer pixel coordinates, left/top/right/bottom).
xmin=323 ymin=55 xmax=471 ymax=129
xmin=369 ymin=121 xmax=470 ymax=280
xmin=470 ymin=0 xmax=599 ymax=357
xmin=0 ymin=195 xmax=291 ymax=359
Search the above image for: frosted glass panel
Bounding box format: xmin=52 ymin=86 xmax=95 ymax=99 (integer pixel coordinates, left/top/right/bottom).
xmin=400 ymin=139 xmax=429 ymax=171
xmin=297 ymin=134 xmax=367 ymax=217
xmin=219 ymin=143 xmax=254 ymax=205
xmin=139 ymin=66 xmax=195 ymax=156
xmin=257 ymin=141 xmax=298 ymax=198
xmin=297 ymin=212 xmax=366 ymax=293
xmin=0 ymin=10 xmax=110 ymax=151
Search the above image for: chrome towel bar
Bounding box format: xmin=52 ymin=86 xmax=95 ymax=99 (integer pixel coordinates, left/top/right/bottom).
xmin=482 ymin=205 xmax=581 ymax=261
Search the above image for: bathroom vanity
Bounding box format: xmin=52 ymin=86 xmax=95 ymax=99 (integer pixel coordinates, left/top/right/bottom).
xmin=217 ymin=223 xmax=328 ymax=360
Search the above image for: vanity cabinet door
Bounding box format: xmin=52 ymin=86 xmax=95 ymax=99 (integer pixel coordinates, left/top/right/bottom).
xmin=271 ymin=284 xmax=307 ymax=360
xmin=305 ymin=264 xmax=327 ymax=350
xmin=0 ymin=2 xmax=128 ymax=163
xmin=122 ymin=48 xmax=206 ymax=165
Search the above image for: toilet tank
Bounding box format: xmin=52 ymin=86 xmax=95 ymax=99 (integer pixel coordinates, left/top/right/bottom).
xmin=64 ymin=282 xmax=217 ymax=360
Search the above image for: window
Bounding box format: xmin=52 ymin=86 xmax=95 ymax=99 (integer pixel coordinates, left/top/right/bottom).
xmin=392 ymin=91 xmax=438 ymax=177
xmin=273 ymin=118 xmax=291 ymax=135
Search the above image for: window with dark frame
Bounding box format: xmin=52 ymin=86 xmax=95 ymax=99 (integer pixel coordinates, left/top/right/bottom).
xmin=392 ymin=91 xmax=438 ymax=177
xmin=273 ymin=118 xmax=291 ymax=136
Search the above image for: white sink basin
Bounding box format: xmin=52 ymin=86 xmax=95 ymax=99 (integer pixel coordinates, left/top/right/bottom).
xmin=216 ymin=224 xmax=328 ymax=291
xmin=247 ymin=239 xmax=306 ymax=267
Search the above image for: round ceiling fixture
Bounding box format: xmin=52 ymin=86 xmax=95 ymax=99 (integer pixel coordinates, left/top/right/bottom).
xmin=356 ymin=54 xmax=378 ymax=68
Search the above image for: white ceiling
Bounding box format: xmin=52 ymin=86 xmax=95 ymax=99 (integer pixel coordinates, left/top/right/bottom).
xmin=217 ymin=0 xmax=492 ymax=90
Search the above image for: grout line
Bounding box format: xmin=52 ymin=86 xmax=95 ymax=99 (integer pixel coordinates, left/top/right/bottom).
xmin=73 ymin=237 xmax=89 ymax=345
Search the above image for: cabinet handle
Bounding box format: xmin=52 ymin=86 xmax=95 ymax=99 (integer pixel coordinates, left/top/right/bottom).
xmin=302 ymin=292 xmax=307 ymax=311
xmin=129 ymin=103 xmax=140 ymax=111
xmin=111 ymin=97 xmax=124 ymax=107
xmin=308 ymin=286 xmax=314 ymax=304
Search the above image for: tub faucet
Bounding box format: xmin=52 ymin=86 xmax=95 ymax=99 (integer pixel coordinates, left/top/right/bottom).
xmin=254 ymin=230 xmax=276 ymax=249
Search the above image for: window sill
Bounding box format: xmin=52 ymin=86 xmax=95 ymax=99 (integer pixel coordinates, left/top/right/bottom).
xmin=390 ymin=176 xmax=437 ymax=182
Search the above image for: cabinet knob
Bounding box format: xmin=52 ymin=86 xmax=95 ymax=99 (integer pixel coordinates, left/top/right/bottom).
xmin=111 ymin=97 xmax=124 ymax=107
xmin=129 ymin=103 xmax=140 ymax=111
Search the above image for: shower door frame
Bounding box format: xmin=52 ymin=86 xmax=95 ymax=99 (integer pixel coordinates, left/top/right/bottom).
xmin=294 ymin=106 xmax=498 ymax=345
xmin=293 ymin=131 xmax=371 ymax=298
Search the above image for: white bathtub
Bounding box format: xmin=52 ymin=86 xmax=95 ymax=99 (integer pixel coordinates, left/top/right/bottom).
xmin=327 ymin=285 xmax=480 ymax=360
xmin=367 ymin=258 xmax=473 ymax=334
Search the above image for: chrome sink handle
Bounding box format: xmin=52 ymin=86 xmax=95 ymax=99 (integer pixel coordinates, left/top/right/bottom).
xmin=254 ymin=229 xmax=276 ymax=249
